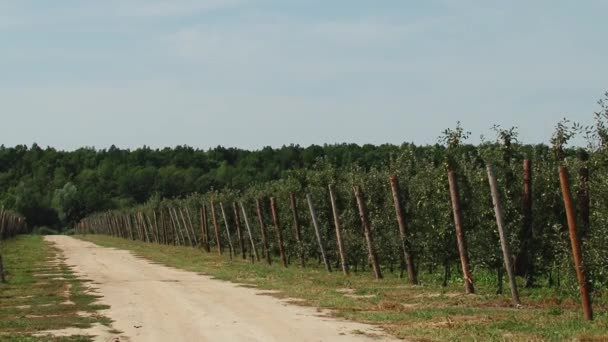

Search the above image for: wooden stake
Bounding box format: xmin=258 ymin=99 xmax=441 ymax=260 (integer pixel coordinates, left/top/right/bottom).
xmin=447 ymin=170 xmax=475 ymax=294
xmin=177 ymin=208 xmax=193 ymax=247
xmin=519 ymin=159 xmax=534 ymax=287
xmin=389 ymin=176 xmax=418 ymax=284
xmin=306 ymin=194 xmax=332 ymax=273
xmin=185 ymin=207 xmax=198 ymax=246
xmin=0 ymin=254 xmax=5 ymax=283
xmin=210 ymin=201 xmax=223 ymax=255
xmin=270 ymin=197 xmax=288 ymax=268
xmin=487 ymin=164 xmax=521 ymax=307
xmin=233 ymin=202 xmax=246 ymax=260
xmin=219 ymin=203 xmax=234 ymax=260
xmin=559 ymin=166 xmax=593 ymax=321
xmin=240 ymin=202 xmax=260 ymax=262
xmin=200 ymin=206 xmax=211 ymax=252
xmin=289 ymin=193 xmax=306 ymax=268
xmin=160 ymin=210 xmax=167 ymax=244
xmin=328 ymin=184 xmax=349 ymax=275
xmin=256 ymin=199 xmax=272 ymax=265
xmin=353 ymin=185 xmax=382 ymax=280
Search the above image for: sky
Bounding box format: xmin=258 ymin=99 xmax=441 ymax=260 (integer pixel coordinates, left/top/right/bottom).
xmin=0 ymin=0 xmax=606 ymax=150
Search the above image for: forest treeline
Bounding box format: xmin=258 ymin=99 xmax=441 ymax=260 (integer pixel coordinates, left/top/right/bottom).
xmin=0 ymin=142 xmax=402 ymax=228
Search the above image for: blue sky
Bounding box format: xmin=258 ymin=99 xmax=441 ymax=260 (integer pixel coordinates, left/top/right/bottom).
xmin=1 ymin=0 xmax=606 ymax=150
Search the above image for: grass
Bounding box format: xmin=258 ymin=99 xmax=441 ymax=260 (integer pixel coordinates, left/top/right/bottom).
xmin=0 ymin=236 xmax=111 ymax=342
xmin=76 ymin=235 xmax=608 ymax=341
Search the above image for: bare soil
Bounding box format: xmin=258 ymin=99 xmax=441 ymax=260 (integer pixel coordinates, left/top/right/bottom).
xmin=45 ymin=236 xmax=399 ymax=342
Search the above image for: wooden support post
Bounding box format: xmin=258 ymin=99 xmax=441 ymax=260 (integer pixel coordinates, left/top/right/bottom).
xmin=256 ymin=199 xmax=272 ymax=265
xmin=559 ymin=166 xmax=593 ymax=321
xmin=389 ymin=176 xmax=418 ymax=284
xmin=519 ymin=159 xmax=534 ymax=287
xmin=145 ymin=213 xmax=159 ymax=244
xmin=487 ymin=164 xmax=521 ymax=307
xmin=161 ymin=210 xmax=168 ymax=245
xmin=233 ymin=202 xmax=246 ymax=260
xmin=447 ymin=170 xmax=475 ymax=294
xmin=353 ymin=185 xmax=382 ymax=280
xmin=185 ymin=207 xmax=198 ymax=246
xmin=328 ymin=184 xmax=349 ymax=275
xmin=200 ymin=206 xmax=211 ymax=252
xmin=169 ymin=209 xmax=184 ymax=245
xmin=211 ymin=201 xmax=223 ymax=255
xmin=219 ymin=203 xmax=235 ymax=260
xmin=0 ymin=253 xmax=5 ymax=283
xmin=270 ymin=197 xmax=288 ymax=268
xmin=289 ymin=193 xmax=306 ymax=268
xmin=306 ymin=194 xmax=332 ymax=273
xmin=153 ymin=211 xmax=160 ymax=244
xmin=240 ymin=202 xmax=260 ymax=262
xmin=177 ymin=208 xmax=193 ymax=247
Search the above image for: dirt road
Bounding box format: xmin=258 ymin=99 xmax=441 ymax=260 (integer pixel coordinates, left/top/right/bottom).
xmin=45 ymin=236 xmax=398 ymax=342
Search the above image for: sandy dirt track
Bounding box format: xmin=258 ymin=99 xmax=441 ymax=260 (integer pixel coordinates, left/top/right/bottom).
xmin=45 ymin=236 xmax=399 ymax=342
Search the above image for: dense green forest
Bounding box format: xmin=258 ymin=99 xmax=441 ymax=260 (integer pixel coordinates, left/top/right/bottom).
xmin=0 ymin=143 xmax=400 ymax=228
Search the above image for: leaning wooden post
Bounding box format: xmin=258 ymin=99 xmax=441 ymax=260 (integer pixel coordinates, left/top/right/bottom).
xmin=306 ymin=194 xmax=332 ymax=273
xmin=232 ymin=202 xmax=246 ymax=260
xmin=210 ymin=201 xmax=223 ymax=255
xmin=353 ymin=185 xmax=382 ymax=280
xmin=389 ymin=176 xmax=418 ymax=285
xmin=177 ymin=208 xmax=194 ymax=247
xmin=559 ymin=166 xmax=593 ymax=321
xmin=328 ymin=184 xmax=349 ymax=275
xmin=152 ymin=211 xmax=160 ymax=244
xmin=289 ymin=193 xmax=306 ymax=268
xmin=160 ymin=210 xmax=167 ymax=244
xmin=270 ymin=197 xmax=288 ymax=268
xmin=0 ymin=253 xmax=5 ymax=283
xmin=145 ymin=213 xmax=159 ymax=244
xmin=520 ymin=159 xmax=534 ymax=287
xmin=256 ymin=199 xmax=272 ymax=265
xmin=447 ymin=170 xmax=475 ymax=294
xmin=184 ymin=207 xmax=198 ymax=246
xmin=169 ymin=209 xmax=184 ymax=245
xmin=219 ymin=203 xmax=235 ymax=260
xmin=200 ymin=205 xmax=211 ymax=252
xmin=487 ymin=164 xmax=521 ymax=307
xmin=578 ymin=158 xmax=590 ymax=239
xmin=240 ymin=202 xmax=260 ymax=262
xmin=140 ymin=212 xmax=151 ymax=243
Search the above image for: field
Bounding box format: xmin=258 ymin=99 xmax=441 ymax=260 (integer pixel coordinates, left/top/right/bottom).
xmin=72 ymin=234 xmax=608 ymax=341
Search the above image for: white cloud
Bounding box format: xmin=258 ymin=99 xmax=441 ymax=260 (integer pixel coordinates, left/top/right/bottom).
xmin=117 ymin=0 xmax=247 ymax=17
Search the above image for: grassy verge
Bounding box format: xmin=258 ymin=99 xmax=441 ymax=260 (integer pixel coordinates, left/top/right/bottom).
xmin=0 ymin=236 xmax=111 ymax=341
xmin=78 ymin=235 xmax=608 ymax=341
